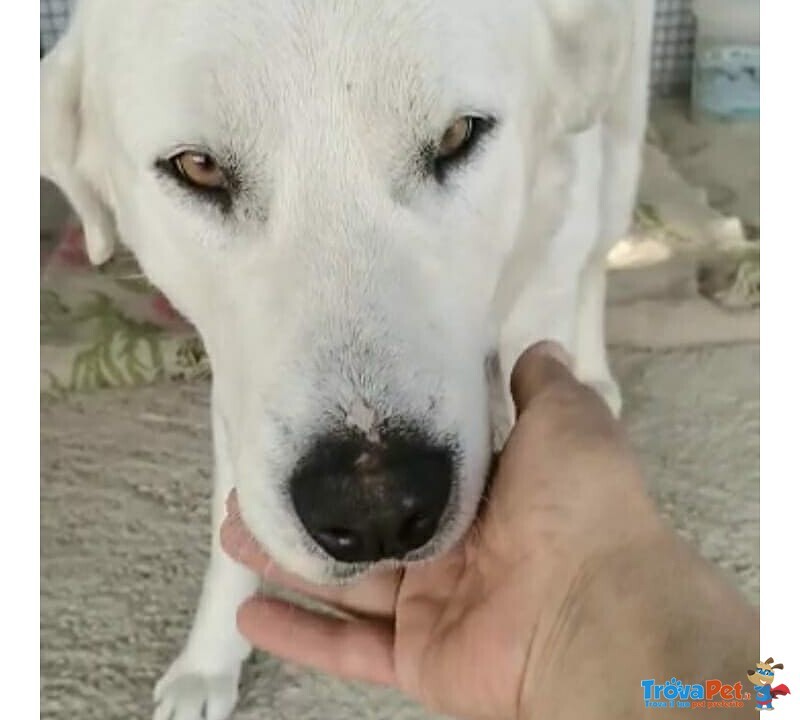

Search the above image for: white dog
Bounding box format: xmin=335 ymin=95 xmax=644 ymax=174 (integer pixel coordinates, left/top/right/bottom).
xmin=41 ymin=1 xmax=654 ymax=717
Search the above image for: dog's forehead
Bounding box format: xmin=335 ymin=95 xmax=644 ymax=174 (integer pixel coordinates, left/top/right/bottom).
xmin=99 ymin=0 xmax=516 ymax=155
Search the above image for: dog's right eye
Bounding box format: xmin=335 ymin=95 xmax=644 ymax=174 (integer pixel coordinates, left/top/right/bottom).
xmin=170 ymin=151 xmax=227 ymax=190
xmin=156 ymin=149 xmax=234 ymax=212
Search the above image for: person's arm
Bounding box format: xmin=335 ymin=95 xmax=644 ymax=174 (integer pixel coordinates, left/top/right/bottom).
xmin=520 ymin=530 xmax=758 ymax=719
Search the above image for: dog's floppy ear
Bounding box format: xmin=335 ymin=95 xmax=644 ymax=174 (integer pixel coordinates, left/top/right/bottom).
xmin=40 ymin=9 xmax=116 ymax=265
xmin=538 ymin=0 xmax=633 ymax=136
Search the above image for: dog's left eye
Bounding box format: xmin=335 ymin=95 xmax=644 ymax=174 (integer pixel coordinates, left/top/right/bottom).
xmin=438 ymin=118 xmax=475 ymax=158
xmin=432 ymin=115 xmax=495 ymax=181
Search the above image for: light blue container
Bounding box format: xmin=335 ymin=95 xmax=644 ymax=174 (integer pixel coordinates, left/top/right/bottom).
xmin=691 ymin=0 xmax=760 ymax=121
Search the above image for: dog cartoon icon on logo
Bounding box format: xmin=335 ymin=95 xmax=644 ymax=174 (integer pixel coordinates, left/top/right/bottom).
xmin=747 ymin=658 xmax=791 ymax=711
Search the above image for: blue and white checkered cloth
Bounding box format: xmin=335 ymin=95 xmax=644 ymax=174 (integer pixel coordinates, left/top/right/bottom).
xmin=40 ymin=0 xmax=72 ymax=56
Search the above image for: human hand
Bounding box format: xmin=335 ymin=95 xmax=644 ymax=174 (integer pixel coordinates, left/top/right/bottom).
xmin=221 ymin=341 xmax=666 ymax=720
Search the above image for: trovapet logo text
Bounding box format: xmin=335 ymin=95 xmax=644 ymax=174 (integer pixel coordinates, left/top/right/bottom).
xmin=641 ymin=678 xmax=749 ymax=710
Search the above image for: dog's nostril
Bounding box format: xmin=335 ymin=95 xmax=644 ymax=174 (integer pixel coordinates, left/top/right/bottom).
xmin=312 ymin=528 xmax=362 ymax=558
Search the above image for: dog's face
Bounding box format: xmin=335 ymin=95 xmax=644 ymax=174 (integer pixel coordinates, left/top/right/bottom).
xmin=747 ymin=667 xmax=774 ymax=687
xmin=42 ymin=0 xmax=621 ymax=583
xmin=747 ymin=662 xmax=779 ymax=687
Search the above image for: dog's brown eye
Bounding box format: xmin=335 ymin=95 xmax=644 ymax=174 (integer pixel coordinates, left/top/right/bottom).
xmin=430 ymin=115 xmax=495 ymax=183
xmin=438 ymin=117 xmax=473 ymax=159
xmin=171 ymin=151 xmax=226 ymax=189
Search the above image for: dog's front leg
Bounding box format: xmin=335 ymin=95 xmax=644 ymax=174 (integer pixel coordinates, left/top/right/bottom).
xmin=493 ymin=126 xmax=605 ymax=445
xmin=573 ymin=3 xmax=653 ymax=419
xmin=154 ymin=397 xmax=258 ymax=720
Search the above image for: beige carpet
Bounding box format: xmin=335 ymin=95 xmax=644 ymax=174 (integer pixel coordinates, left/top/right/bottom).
xmin=41 ymin=343 xmax=759 ymax=720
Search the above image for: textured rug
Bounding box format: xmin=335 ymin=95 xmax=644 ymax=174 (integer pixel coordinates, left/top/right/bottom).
xmin=40 ymin=343 xmax=759 ymax=720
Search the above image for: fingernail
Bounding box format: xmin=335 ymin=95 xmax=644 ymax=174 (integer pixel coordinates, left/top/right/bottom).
xmin=220 ymin=513 xmax=245 ymax=558
xmin=528 ymin=340 xmax=573 ymax=369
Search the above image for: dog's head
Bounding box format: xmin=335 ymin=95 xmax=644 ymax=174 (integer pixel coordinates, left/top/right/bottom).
xmin=748 ymin=659 xmax=784 ymax=687
xmin=41 ymin=0 xmax=628 ymax=583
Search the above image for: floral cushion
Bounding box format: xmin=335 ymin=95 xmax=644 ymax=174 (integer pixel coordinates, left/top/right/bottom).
xmin=41 ymin=224 xmax=209 ymax=399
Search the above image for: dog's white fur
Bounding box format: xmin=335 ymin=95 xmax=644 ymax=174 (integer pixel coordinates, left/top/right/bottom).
xmin=41 ymin=1 xmax=654 ymax=717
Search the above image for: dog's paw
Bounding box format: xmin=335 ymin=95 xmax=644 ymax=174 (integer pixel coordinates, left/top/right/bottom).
xmin=153 ymin=654 xmax=241 ymax=720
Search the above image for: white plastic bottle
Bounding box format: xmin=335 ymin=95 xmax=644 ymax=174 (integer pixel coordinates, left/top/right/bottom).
xmin=691 ymin=0 xmax=760 ymax=121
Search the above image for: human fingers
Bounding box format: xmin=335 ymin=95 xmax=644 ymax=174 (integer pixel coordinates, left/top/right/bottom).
xmin=508 ymin=340 xmax=619 ymax=442
xmin=237 ymin=596 xmax=397 ymax=686
xmin=484 ymin=340 xmax=647 ymax=553
xmin=509 ymin=341 xmax=576 ymax=416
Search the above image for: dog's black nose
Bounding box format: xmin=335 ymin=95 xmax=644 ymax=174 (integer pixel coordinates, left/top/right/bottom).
xmin=289 ymin=432 xmax=454 ymax=563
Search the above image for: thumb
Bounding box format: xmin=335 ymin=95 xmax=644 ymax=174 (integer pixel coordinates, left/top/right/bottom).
xmin=509 ymin=341 xmax=575 ymax=416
